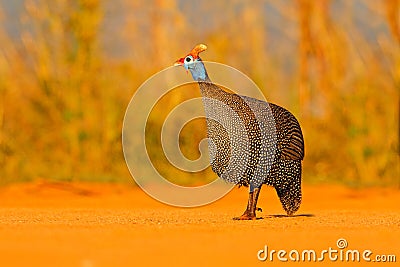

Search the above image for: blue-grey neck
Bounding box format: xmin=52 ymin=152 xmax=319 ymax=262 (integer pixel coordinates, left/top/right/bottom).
xmin=188 ymin=58 xmax=210 ymax=82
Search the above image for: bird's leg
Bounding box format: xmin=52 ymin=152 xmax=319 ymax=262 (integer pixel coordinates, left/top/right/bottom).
xmin=244 ymin=191 xmax=255 ymax=217
xmin=233 ymin=185 xmax=262 ymax=220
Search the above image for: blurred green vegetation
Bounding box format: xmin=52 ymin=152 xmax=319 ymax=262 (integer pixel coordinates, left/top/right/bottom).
xmin=0 ymin=0 xmax=398 ymax=186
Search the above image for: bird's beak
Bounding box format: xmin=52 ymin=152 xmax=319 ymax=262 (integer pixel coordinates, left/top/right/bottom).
xmin=174 ymin=57 xmax=184 ymax=66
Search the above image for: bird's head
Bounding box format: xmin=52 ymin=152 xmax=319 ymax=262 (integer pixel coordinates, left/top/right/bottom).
xmin=174 ymin=44 xmax=209 ymax=81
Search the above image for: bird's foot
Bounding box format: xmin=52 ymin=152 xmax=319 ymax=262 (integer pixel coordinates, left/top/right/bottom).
xmin=233 ymin=211 xmax=256 ymax=220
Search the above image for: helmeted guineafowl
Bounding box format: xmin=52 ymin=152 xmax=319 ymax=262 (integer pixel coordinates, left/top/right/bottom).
xmin=175 ymin=44 xmax=304 ymax=220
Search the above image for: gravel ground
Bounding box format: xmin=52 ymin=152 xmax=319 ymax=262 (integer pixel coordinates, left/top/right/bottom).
xmin=0 ymin=182 xmax=399 ymax=266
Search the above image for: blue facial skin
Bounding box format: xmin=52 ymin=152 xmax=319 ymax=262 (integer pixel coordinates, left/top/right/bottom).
xmin=183 ymin=55 xmax=209 ymax=81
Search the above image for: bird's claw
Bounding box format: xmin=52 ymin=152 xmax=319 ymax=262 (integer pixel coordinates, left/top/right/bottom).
xmin=233 ymin=213 xmax=257 ymax=220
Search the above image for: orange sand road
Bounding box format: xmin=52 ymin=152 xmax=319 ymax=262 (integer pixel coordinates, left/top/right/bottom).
xmin=0 ymin=182 xmax=399 ymax=267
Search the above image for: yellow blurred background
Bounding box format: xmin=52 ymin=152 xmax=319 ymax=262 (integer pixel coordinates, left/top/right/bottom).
xmin=0 ymin=0 xmax=398 ymax=187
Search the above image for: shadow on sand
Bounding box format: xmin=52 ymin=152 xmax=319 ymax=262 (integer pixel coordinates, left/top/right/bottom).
xmin=259 ymin=214 xmax=315 ymax=219
xmin=232 ymin=214 xmax=315 ymax=220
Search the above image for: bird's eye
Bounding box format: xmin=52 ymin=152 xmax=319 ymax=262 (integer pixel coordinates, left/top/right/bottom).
xmin=185 ymin=57 xmax=192 ymax=62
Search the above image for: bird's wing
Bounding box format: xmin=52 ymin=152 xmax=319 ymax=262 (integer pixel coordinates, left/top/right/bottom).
xmin=237 ymin=96 xmax=305 ymax=161
xmin=271 ymin=104 xmax=305 ymax=160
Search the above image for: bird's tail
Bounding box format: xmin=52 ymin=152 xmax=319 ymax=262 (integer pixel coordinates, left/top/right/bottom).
xmin=275 ymin=167 xmax=302 ymax=215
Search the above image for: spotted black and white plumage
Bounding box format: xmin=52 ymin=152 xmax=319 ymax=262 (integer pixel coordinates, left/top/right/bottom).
xmin=175 ymin=44 xmax=304 ymax=218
